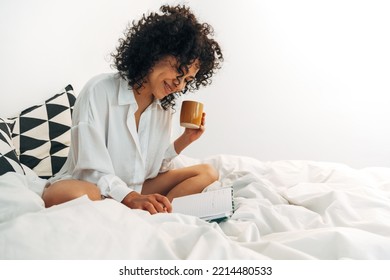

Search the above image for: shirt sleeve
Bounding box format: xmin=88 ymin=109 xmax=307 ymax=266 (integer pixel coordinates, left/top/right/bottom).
xmin=159 ymin=142 xmax=179 ymax=173
xmin=69 ymin=122 xmax=134 ymax=202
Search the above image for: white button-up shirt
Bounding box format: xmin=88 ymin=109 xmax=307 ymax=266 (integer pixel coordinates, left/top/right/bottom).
xmin=49 ymin=73 xmax=178 ymax=201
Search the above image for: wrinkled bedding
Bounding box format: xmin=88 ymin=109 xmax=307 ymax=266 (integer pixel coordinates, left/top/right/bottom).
xmin=1 ymin=154 xmax=390 ymax=259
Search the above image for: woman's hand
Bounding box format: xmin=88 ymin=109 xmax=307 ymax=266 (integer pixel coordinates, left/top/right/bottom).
xmin=183 ymin=112 xmax=206 ymax=142
xmin=121 ymin=191 xmax=172 ymax=214
xmin=174 ymin=112 xmax=206 ymax=154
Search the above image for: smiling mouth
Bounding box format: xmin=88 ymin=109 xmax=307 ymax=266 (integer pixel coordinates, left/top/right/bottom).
xmin=164 ymin=81 xmax=173 ymax=94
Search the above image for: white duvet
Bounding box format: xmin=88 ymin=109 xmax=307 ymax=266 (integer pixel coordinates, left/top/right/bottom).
xmin=1 ymin=154 xmax=390 ymax=259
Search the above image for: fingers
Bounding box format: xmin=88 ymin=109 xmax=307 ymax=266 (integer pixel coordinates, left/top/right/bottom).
xmin=155 ymin=195 xmax=172 ymax=213
xmin=143 ymin=197 xmax=165 ymax=214
xmin=201 ymin=112 xmax=206 ymax=127
xmin=125 ymin=193 xmax=172 ymax=215
xmin=144 ymin=203 xmax=158 ymax=215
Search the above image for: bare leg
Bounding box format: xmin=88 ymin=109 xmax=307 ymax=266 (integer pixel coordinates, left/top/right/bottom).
xmin=42 ymin=179 xmax=101 ymax=208
xmin=42 ymin=164 xmax=218 ymax=207
xmin=141 ymin=164 xmax=219 ymax=201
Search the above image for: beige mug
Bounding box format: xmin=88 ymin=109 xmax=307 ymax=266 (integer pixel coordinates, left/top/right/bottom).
xmin=180 ymin=100 xmax=204 ymax=129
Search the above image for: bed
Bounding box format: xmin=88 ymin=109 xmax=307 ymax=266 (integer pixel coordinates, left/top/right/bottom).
xmin=1 ymin=86 xmax=390 ymax=260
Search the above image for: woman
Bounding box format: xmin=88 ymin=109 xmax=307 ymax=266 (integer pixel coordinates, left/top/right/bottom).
xmin=43 ymin=5 xmax=223 ymax=214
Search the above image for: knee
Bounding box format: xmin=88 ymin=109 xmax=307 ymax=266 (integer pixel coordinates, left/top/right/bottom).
xmin=80 ymin=182 xmax=101 ymax=201
xmin=56 ymin=180 xmax=101 ymax=201
xmin=200 ymin=164 xmax=219 ymax=183
xmin=43 ymin=180 xmax=101 ymax=208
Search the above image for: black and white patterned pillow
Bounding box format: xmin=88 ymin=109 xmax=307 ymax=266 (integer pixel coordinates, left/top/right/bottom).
xmin=10 ymin=85 xmax=76 ymax=179
xmin=0 ymin=118 xmax=25 ymax=176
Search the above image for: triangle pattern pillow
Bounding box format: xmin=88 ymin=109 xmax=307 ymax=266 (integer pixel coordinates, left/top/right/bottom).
xmin=10 ymin=85 xmax=76 ymax=179
xmin=0 ymin=118 xmax=25 ymax=176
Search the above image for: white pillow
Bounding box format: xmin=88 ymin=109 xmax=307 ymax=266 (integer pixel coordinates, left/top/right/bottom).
xmin=20 ymin=163 xmax=47 ymax=196
xmin=0 ymin=172 xmax=45 ymax=223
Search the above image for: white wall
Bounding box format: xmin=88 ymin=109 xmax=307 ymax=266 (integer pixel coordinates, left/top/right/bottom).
xmin=1 ymin=0 xmax=389 ymax=168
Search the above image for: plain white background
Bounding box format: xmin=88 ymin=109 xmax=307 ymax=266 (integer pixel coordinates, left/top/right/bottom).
xmin=1 ymin=0 xmax=389 ymax=168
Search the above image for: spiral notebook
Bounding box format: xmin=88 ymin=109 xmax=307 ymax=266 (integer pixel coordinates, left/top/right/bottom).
xmin=172 ymin=187 xmax=234 ymax=223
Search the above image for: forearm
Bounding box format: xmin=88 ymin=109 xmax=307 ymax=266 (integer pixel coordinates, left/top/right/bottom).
xmin=174 ymin=119 xmax=206 ymax=154
xmin=173 ymin=133 xmax=193 ymax=154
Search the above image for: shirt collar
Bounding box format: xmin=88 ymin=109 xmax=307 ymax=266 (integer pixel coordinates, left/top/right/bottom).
xmin=117 ymin=75 xmax=163 ymax=110
xmin=118 ymin=76 xmax=136 ymax=106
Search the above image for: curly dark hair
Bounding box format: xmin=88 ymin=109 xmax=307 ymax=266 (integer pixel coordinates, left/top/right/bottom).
xmin=111 ymin=5 xmax=223 ymax=110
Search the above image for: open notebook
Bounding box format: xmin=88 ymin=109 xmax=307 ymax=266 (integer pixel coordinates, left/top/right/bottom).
xmin=172 ymin=187 xmax=234 ymax=222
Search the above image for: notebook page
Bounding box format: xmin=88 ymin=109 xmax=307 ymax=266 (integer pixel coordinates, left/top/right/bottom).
xmin=172 ymin=188 xmax=232 ymax=218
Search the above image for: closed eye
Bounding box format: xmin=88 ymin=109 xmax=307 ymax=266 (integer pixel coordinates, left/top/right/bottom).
xmin=174 ymin=76 xmax=195 ymax=86
xmin=184 ymin=77 xmax=195 ymax=84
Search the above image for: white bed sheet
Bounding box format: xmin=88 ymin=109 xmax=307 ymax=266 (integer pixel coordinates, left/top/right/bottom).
xmin=1 ymin=154 xmax=390 ymax=259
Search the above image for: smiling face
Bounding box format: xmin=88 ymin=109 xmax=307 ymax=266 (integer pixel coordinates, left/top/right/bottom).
xmin=142 ymin=56 xmax=200 ymax=100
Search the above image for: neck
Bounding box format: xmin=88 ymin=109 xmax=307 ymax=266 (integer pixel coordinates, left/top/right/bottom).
xmin=133 ymin=84 xmax=154 ymax=112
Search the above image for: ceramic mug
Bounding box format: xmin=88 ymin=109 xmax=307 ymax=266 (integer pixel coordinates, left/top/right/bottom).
xmin=180 ymin=100 xmax=204 ymax=129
